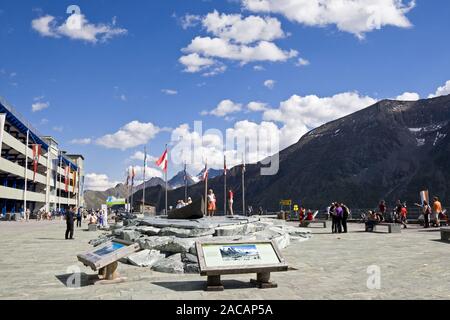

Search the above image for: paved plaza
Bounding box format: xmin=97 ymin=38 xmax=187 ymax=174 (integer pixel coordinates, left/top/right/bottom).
xmin=0 ymin=220 xmax=449 ymax=300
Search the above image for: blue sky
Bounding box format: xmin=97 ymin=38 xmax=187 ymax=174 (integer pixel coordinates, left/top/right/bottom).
xmin=1 ymin=0 xmax=449 ymax=190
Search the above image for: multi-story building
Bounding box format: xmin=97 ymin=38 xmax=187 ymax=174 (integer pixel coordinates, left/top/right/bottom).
xmin=0 ymin=97 xmax=84 ymax=218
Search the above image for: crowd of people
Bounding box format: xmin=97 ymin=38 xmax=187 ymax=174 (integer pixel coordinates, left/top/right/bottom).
xmin=364 ymin=197 xmax=447 ymax=231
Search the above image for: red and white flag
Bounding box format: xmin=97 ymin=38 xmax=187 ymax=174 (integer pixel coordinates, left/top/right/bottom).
xmin=156 ymin=148 xmax=168 ymax=173
xmin=202 ymin=162 xmax=209 ymax=181
xmin=223 ymin=155 xmax=227 ymax=176
xmin=32 ymin=144 xmax=41 ymax=181
xmin=73 ymin=169 xmax=77 ymax=193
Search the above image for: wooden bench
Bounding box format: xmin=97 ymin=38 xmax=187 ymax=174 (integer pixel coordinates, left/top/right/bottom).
xmin=366 ymin=222 xmax=401 ymax=233
xmin=441 ymin=227 xmax=450 ymax=241
xmin=300 ymin=220 xmax=328 ymax=228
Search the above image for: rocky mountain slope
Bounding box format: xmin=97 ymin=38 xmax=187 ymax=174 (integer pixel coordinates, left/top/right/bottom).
xmin=134 ymin=95 xmax=450 ymax=212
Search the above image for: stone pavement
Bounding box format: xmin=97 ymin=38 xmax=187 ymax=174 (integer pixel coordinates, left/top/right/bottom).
xmin=0 ymin=220 xmax=449 ymax=300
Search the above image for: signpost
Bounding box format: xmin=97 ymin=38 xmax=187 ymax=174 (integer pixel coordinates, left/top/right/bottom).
xmin=77 ymin=239 xmax=140 ymax=285
xmin=196 ymin=239 xmax=288 ymax=291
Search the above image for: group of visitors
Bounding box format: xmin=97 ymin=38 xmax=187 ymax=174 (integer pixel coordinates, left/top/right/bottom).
xmin=204 ymin=188 xmax=237 ymax=217
xmin=175 ymin=197 xmax=193 ymax=209
xmin=298 ymin=207 xmax=316 ymax=222
xmin=414 ymin=196 xmax=446 ymax=228
xmin=328 ymin=202 xmax=351 ymax=233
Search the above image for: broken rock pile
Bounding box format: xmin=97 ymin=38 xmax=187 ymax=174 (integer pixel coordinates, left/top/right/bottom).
xmin=90 ymin=215 xmax=312 ymax=274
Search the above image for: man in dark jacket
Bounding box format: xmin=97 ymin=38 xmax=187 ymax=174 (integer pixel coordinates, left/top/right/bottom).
xmin=65 ymin=207 xmax=75 ymax=240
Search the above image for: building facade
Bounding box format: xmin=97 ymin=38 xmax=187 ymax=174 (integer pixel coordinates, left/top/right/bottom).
xmin=0 ymin=97 xmax=84 ymax=218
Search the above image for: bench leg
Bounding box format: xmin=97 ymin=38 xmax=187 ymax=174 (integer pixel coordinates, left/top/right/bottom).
xmin=251 ymin=272 xmax=277 ymax=289
xmin=206 ymin=275 xmax=224 ymax=291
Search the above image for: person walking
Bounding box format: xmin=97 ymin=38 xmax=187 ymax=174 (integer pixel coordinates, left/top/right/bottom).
xmin=433 ymin=196 xmax=443 ymax=227
xmin=65 ymin=207 xmax=75 ymax=240
xmin=228 ymin=189 xmax=234 ymax=216
xmin=207 ymin=189 xmax=216 ymax=217
xmin=76 ymin=208 xmax=82 ymax=228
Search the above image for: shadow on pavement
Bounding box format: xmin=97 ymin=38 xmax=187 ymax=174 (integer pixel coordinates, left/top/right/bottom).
xmin=55 ymin=273 xmax=95 ymax=288
xmin=152 ymin=280 xmax=254 ymax=292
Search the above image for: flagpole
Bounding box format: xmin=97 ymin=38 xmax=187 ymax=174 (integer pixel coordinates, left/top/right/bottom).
xmin=224 ymin=155 xmax=227 ymax=216
xmin=131 ymin=167 xmax=134 ymax=213
xmin=23 ymin=129 xmax=29 ymax=220
xmin=142 ymin=146 xmax=147 ymax=214
xmin=184 ymin=162 xmax=188 ymax=203
xmin=204 ymin=160 xmax=208 ymax=216
xmin=58 ymin=152 xmax=62 ymax=212
xmin=165 ymin=145 xmax=168 ymax=215
xmin=242 ymin=140 xmax=246 ymax=216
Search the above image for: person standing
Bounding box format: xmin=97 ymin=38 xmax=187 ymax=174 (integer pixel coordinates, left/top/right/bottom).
xmin=415 ymin=200 xmax=431 ymax=228
xmin=65 ymin=207 xmax=75 ymax=240
xmin=379 ymin=200 xmax=387 ymax=221
xmin=433 ymin=196 xmax=443 ymax=227
xmin=25 ymin=208 xmax=30 ymax=222
xmin=342 ymin=203 xmax=350 ymax=233
xmin=207 ymin=189 xmax=216 ymax=217
xmin=76 ymin=208 xmax=82 ymax=228
xmin=335 ymin=203 xmax=343 ymax=233
xmin=400 ymin=203 xmax=408 ymax=229
xmin=329 ymin=203 xmax=336 ymax=233
xmin=228 ymin=189 xmax=234 ymax=216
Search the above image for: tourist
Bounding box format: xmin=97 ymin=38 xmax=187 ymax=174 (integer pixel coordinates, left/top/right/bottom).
xmin=393 ymin=200 xmax=403 ymax=223
xmin=228 ymin=189 xmax=234 ymax=216
xmin=399 ymin=203 xmax=408 ymax=229
xmin=258 ymin=206 xmax=264 ymax=215
xmin=176 ymin=200 xmax=184 ymax=209
xmin=65 ymin=207 xmax=75 ymax=240
xmin=187 ymin=197 xmax=193 ymax=205
xmin=335 ymin=203 xmax=343 ymax=233
xmin=365 ymin=210 xmax=380 ymax=232
xmin=306 ymin=210 xmax=314 ymax=221
xmin=415 ymin=200 xmax=431 ymax=228
xmin=248 ymin=205 xmax=253 ymax=216
xmin=378 ymin=200 xmax=387 ymax=221
xmin=25 ymin=208 xmax=30 ymax=222
xmin=329 ymin=203 xmax=336 ymax=233
xmin=432 ymin=196 xmax=443 ymax=227
xmin=299 ymin=206 xmax=306 ymax=222
xmin=98 ymin=210 xmax=104 ymax=227
xmin=207 ymin=189 xmax=216 ymax=217
xmin=76 ymin=208 xmax=82 ymax=228
xmin=342 ymin=203 xmax=350 ymax=233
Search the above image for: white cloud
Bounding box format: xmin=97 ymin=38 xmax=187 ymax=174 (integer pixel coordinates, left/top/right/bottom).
xmin=84 ymin=173 xmax=121 ymax=191
xmin=429 ymin=80 xmax=450 ymax=98
xmin=253 ymin=65 xmax=265 ymax=71
xmin=263 ymin=92 xmax=377 ymax=148
xmin=96 ymin=121 xmax=161 ymax=150
xmin=31 ymin=13 xmax=127 ymax=43
xmin=161 ymin=89 xmax=178 ymax=95
xmin=203 ymin=99 xmax=243 ymax=117
xmin=119 ymin=94 xmax=127 ymax=101
xmin=296 ymin=57 xmax=310 ymax=66
xmin=180 ymin=14 xmax=202 ymax=29
xmin=32 ymin=101 xmax=49 ymax=112
xmin=396 ymin=92 xmax=420 ymax=101
xmin=53 ymin=126 xmax=63 ymax=132
xmin=247 ymin=101 xmax=269 ymax=112
xmin=242 ymin=0 xmax=415 ymax=39
xmin=179 ymin=10 xmax=297 ymax=75
xmin=264 ymin=79 xmax=276 ymax=89
xmin=70 ymin=138 xmax=92 ymax=145
xmin=179 ymin=53 xmax=216 ymax=73
xmin=183 ymin=37 xmax=297 ymax=64
xmin=202 ymin=10 xmax=285 ymax=44
xmin=129 ymin=151 xmax=157 ymax=163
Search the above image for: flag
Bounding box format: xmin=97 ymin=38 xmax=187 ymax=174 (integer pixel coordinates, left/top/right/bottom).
xmin=156 ymin=148 xmax=168 ymax=173
xmin=202 ymin=162 xmax=209 ymax=181
xmin=73 ymin=169 xmax=77 ymax=193
xmin=131 ymin=166 xmax=136 ymax=186
xmin=32 ymin=144 xmax=41 ymax=181
xmin=125 ymin=168 xmax=130 ymax=186
xmin=224 ymin=155 xmax=227 ymax=176
xmin=65 ymin=166 xmax=69 ymax=192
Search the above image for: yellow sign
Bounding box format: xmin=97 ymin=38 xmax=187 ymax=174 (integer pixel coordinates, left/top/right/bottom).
xmin=280 ymin=200 xmax=292 ymax=206
xmin=293 ymin=205 xmax=299 ymax=211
